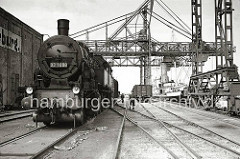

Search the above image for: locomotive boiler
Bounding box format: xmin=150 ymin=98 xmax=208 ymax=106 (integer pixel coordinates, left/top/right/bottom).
xmin=22 ymin=19 xmax=118 ymax=126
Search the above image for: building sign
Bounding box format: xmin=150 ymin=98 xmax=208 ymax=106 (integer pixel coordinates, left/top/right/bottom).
xmin=0 ymin=27 xmax=21 ymax=52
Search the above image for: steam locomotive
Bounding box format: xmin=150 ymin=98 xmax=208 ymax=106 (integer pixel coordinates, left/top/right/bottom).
xmin=22 ymin=19 xmax=118 ymax=126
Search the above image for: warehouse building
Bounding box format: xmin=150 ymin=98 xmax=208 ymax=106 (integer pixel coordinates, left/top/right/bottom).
xmin=0 ymin=7 xmax=43 ymax=109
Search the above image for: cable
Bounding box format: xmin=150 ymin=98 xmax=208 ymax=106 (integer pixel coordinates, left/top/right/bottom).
xmin=150 ymin=13 xmax=192 ymax=40
xmin=150 ymin=10 xmax=192 ymax=37
xmin=155 ymin=0 xmax=192 ymax=35
xmin=70 ymin=12 xmax=134 ymax=37
xmin=72 ymin=17 xmax=129 ymax=39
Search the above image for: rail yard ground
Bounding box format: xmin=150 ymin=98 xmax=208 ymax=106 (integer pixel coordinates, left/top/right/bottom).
xmin=1 ymin=99 xmax=240 ymax=158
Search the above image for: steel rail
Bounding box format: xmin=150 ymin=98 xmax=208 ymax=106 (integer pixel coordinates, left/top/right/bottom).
xmin=117 ymin=104 xmax=201 ymax=159
xmin=0 ymin=110 xmax=35 ymax=118
xmin=0 ymin=126 xmax=46 ymax=147
xmin=164 ymin=101 xmax=240 ymax=129
xmin=139 ymin=104 xmax=202 ymax=159
xmin=0 ymin=124 xmax=78 ymax=158
xmin=152 ymin=103 xmax=240 ymax=147
xmin=0 ymin=112 xmax=33 ymax=123
xmin=117 ymin=104 xmax=240 ymax=157
xmin=134 ymin=103 xmax=240 ymax=157
xmin=112 ymin=108 xmax=126 ymax=159
xmin=111 ymin=107 xmax=179 ymax=159
xmin=30 ymin=128 xmax=79 ymax=159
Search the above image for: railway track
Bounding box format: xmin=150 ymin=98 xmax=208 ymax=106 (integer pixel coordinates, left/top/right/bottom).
xmin=0 ymin=110 xmax=35 ymax=123
xmin=112 ymin=107 xmax=126 ymax=159
xmin=2 ymin=103 xmax=240 ymax=158
xmin=151 ymin=102 xmax=240 ymax=144
xmin=0 ymin=126 xmax=46 ymax=147
xmin=128 ymin=103 xmax=240 ymax=158
xmin=112 ymin=105 xmax=202 ymax=159
xmin=0 ymin=110 xmax=34 ymax=117
xmin=163 ymin=101 xmax=240 ymax=129
xmin=0 ymin=125 xmax=78 ymax=158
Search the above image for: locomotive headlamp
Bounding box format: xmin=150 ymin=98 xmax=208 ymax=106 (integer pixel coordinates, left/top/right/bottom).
xmin=26 ymin=87 xmax=33 ymax=94
xmin=72 ymin=86 xmax=80 ymax=94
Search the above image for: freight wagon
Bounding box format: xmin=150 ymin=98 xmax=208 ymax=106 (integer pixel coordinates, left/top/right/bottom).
xmin=0 ymin=7 xmax=43 ymax=109
xmin=131 ymin=85 xmax=152 ymax=102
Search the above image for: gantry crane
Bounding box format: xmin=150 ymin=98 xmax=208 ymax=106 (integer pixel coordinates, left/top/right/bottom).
xmin=188 ymin=0 xmax=240 ymax=114
xmin=70 ymin=0 xmax=216 ymax=84
xmin=70 ymin=0 xmax=240 ymax=114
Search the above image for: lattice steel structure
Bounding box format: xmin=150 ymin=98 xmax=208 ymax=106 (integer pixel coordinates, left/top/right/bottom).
xmin=188 ymin=0 xmax=240 ymax=113
xmin=191 ymin=0 xmax=203 ymax=75
xmin=72 ymin=0 xmax=199 ymax=85
xmin=71 ymin=0 xmax=240 ymax=113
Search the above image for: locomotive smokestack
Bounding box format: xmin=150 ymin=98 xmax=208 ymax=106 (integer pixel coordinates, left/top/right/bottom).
xmin=57 ymin=19 xmax=69 ymax=36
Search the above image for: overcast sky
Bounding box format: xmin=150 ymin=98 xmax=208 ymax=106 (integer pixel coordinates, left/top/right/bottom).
xmin=1 ymin=0 xmax=240 ymax=93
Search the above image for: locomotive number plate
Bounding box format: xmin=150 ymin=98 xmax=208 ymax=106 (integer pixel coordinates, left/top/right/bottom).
xmin=50 ymin=63 xmax=68 ymax=68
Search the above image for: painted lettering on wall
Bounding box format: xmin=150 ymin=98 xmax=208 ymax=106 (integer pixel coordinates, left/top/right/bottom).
xmin=0 ymin=27 xmax=21 ymax=52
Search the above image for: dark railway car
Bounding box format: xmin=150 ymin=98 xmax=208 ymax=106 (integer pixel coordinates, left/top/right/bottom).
xmin=93 ymin=55 xmax=113 ymax=99
xmin=113 ymin=78 xmax=119 ymax=98
xmin=0 ymin=7 xmax=43 ymax=109
xmin=22 ymin=19 xmax=118 ymax=126
xmin=131 ymin=85 xmax=152 ymax=102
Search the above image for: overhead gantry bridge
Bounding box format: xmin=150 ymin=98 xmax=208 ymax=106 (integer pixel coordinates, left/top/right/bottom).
xmin=80 ymin=40 xmax=217 ymax=67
